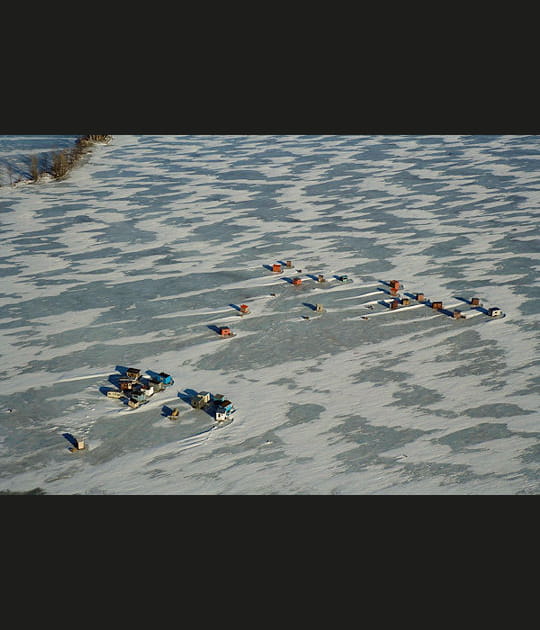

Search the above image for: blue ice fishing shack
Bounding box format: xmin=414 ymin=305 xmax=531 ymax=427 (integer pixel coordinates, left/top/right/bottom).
xmin=158 ymin=372 xmax=174 ymax=386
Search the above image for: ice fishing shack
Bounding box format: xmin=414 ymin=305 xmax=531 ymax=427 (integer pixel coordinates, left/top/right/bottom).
xmin=215 ymin=400 xmax=234 ymax=422
xmin=157 ymin=372 xmax=174 ymax=386
xmin=191 ymin=391 xmax=211 ymax=409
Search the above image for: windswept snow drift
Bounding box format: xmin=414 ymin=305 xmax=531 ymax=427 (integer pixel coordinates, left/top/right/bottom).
xmin=0 ymin=134 xmax=538 ymax=494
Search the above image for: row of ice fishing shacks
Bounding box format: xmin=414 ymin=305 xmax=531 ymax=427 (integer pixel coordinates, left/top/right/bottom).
xmin=269 ymin=259 xmax=351 ymax=286
xmin=408 ymin=292 xmax=503 ymax=318
xmin=384 ymin=283 xmax=504 ymax=319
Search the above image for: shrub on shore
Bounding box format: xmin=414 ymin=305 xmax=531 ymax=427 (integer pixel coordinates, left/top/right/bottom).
xmin=1 ymin=134 xmax=112 ymax=186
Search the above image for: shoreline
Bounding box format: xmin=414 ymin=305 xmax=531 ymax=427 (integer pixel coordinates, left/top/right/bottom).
xmin=0 ymin=134 xmax=112 ymax=187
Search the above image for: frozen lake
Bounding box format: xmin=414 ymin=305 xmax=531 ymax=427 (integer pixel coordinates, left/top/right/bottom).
xmin=0 ymin=134 xmax=538 ymax=494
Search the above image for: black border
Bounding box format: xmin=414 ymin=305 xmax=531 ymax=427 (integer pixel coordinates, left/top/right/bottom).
xmin=4 ymin=71 xmax=539 ymax=135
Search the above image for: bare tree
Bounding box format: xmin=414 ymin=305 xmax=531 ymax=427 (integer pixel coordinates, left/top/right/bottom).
xmin=51 ymin=150 xmax=70 ymax=179
xmin=30 ymin=155 xmax=40 ymax=181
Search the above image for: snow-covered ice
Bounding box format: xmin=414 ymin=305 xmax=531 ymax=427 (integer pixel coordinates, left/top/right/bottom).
xmin=0 ymin=134 xmax=538 ymax=494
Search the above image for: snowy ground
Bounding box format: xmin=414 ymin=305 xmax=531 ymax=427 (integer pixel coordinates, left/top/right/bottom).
xmin=0 ymin=134 xmax=538 ymax=494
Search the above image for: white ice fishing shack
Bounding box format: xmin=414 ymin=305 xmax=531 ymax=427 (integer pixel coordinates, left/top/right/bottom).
xmin=215 ymin=400 xmax=234 ymax=422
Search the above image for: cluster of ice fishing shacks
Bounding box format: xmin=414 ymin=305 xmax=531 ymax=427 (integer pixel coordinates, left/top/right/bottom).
xmin=190 ymin=391 xmax=235 ymax=422
xmin=105 ymin=368 xmax=235 ymax=422
xmin=106 ymin=368 xmax=174 ymax=409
